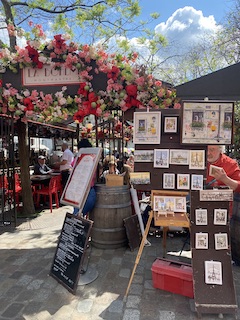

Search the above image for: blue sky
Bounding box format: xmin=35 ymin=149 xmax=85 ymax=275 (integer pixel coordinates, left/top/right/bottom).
xmin=139 ymin=0 xmax=233 ymax=25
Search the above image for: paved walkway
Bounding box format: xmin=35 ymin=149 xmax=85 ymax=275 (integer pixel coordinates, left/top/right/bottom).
xmin=0 ymin=206 xmax=239 ymax=320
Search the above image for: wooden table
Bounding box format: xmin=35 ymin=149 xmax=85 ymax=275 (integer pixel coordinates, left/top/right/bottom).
xmin=151 ymin=189 xmax=190 ymax=257
xmin=154 ymin=211 xmax=190 ymax=257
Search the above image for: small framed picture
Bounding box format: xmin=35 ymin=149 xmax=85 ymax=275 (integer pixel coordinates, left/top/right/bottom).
xmin=153 ymin=196 xmax=174 ymax=213
xmin=154 ymin=149 xmax=169 ymax=168
xmin=205 ymin=261 xmax=222 ymax=285
xmin=170 ymin=149 xmax=189 ymax=165
xmin=177 ymin=173 xmax=190 ymax=190
xmin=215 ymin=233 xmax=228 ymax=250
xmin=134 ymin=150 xmax=154 ymax=162
xmin=163 ymin=173 xmax=175 ymax=189
xmin=209 ymin=164 xmax=221 ymax=177
xmin=195 ymin=209 xmax=208 ymax=225
xmin=191 ymin=174 xmax=204 ymax=190
xmin=174 ymin=197 xmax=187 ymax=212
xmin=164 ymin=116 xmax=178 ymax=133
xmin=189 ymin=150 xmax=205 ymax=170
xmin=195 ymin=232 xmax=208 ymax=249
xmin=214 ymin=209 xmax=228 ymax=225
xmin=133 ymin=112 xmax=161 ymax=144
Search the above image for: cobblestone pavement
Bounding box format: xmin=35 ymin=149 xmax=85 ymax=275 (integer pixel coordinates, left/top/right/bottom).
xmin=0 ymin=206 xmax=239 ymax=320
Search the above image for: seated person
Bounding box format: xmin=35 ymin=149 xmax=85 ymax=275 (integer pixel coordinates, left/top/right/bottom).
xmin=100 ymin=161 xmax=120 ymax=183
xmin=34 ymin=155 xmax=53 ymax=175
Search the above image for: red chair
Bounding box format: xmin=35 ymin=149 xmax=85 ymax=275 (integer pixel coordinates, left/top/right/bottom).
xmin=35 ymin=176 xmax=60 ymax=212
xmin=6 ymin=173 xmax=22 ymax=210
xmin=55 ymin=175 xmax=63 ymax=197
xmin=0 ymin=175 xmax=9 ymax=205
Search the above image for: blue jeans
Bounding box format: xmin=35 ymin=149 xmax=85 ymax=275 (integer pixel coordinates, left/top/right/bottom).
xmin=73 ymin=187 xmax=96 ymax=216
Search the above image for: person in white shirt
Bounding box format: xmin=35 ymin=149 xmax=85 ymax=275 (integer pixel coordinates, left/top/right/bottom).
xmin=55 ymin=142 xmax=74 ymax=189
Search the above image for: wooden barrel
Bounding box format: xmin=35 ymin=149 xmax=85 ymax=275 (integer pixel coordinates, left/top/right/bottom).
xmin=89 ymin=184 xmax=132 ymax=249
xmin=230 ymin=197 xmax=240 ymax=265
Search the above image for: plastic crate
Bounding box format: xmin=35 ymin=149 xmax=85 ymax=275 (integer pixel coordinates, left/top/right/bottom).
xmin=151 ymin=258 xmax=194 ymax=298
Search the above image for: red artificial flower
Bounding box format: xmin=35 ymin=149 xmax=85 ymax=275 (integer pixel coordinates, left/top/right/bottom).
xmin=125 ymin=84 xmax=141 ymax=109
xmin=23 ymin=97 xmax=34 ymax=111
xmin=54 ymin=34 xmax=65 ymax=49
xmin=125 ymin=84 xmax=138 ymax=97
xmin=73 ymin=109 xmax=85 ymax=123
xmin=0 ymin=79 xmax=2 ymax=87
xmin=26 ymin=45 xmax=43 ymax=69
xmin=107 ymin=66 xmax=120 ymax=81
xmin=77 ymin=82 xmax=88 ymax=97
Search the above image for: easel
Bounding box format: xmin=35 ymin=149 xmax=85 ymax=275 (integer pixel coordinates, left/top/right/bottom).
xmin=124 ymin=190 xmax=190 ymax=298
xmin=124 ymin=210 xmax=153 ymax=298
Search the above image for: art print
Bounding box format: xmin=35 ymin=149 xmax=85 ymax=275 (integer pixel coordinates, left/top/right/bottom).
xmin=133 ymin=112 xmax=161 ymax=144
xmin=195 ymin=232 xmax=208 ymax=249
xmin=191 ymin=174 xmax=204 ymax=190
xmin=130 ymin=172 xmax=150 ymax=185
xmin=174 ymin=197 xmax=187 ymax=212
xmin=209 ymin=164 xmax=221 ymax=177
xmin=153 ymin=196 xmax=175 ymax=213
xmin=195 ymin=209 xmax=208 ymax=225
xmin=181 ymin=101 xmax=234 ymax=145
xmin=200 ymin=189 xmax=233 ymax=202
xmin=215 ymin=233 xmax=228 ymax=250
xmin=177 ymin=174 xmax=190 ymax=190
xmin=189 ymin=150 xmax=205 ymax=170
xmin=170 ymin=149 xmax=189 ymax=165
xmin=164 ymin=116 xmax=177 ymax=133
xmin=154 ymin=149 xmax=169 ymax=168
xmin=134 ymin=150 xmax=154 ymax=162
xmin=205 ymin=261 xmax=222 ymax=285
xmin=214 ymin=209 xmax=227 ymax=225
xmin=163 ymin=173 xmax=175 ymax=189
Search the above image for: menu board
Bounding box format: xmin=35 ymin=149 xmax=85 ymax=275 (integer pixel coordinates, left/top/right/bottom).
xmin=60 ymin=147 xmax=102 ymax=210
xmin=50 ymin=213 xmax=93 ymax=294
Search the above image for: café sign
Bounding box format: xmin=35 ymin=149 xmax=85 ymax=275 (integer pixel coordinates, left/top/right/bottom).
xmin=22 ymin=65 xmax=80 ymax=86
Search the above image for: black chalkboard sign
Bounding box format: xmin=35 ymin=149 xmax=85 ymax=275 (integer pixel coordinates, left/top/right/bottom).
xmin=50 ymin=213 xmax=93 ymax=294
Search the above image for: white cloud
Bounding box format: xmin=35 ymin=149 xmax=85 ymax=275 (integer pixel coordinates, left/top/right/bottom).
xmin=155 ymin=6 xmax=222 ymax=49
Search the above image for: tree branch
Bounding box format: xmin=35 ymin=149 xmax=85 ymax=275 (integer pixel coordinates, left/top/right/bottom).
xmin=9 ymin=0 xmax=107 ymax=14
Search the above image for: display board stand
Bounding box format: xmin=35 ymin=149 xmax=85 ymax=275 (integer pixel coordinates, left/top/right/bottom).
xmin=190 ymin=190 xmax=238 ymax=319
xmin=60 ymin=147 xmax=101 ymax=211
xmin=50 ymin=213 xmax=93 ymax=294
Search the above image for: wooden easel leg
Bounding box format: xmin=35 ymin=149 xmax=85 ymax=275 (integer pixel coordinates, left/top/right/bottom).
xmin=162 ymin=227 xmax=168 ymax=258
xmin=124 ymin=211 xmax=153 ymax=299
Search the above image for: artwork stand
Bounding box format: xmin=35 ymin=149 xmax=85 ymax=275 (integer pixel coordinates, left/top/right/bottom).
xmin=190 ymin=190 xmax=238 ymax=318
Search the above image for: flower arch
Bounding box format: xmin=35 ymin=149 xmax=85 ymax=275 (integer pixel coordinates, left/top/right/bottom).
xmin=0 ymin=24 xmax=181 ymax=124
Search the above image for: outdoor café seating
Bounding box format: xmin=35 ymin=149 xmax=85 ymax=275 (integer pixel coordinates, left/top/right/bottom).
xmin=35 ymin=175 xmax=62 ymax=212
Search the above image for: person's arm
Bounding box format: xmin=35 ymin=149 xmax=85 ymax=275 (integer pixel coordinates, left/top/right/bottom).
xmin=211 ymin=167 xmax=239 ymax=191
xmin=55 ymin=159 xmax=67 ymax=167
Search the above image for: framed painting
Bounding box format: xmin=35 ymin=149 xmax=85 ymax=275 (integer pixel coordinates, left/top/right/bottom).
xmin=163 ymin=173 xmax=175 ymax=189
xmin=191 ymin=174 xmax=204 ymax=190
xmin=205 ymin=261 xmax=222 ymax=285
xmin=133 ymin=111 xmax=161 ymax=144
xmin=215 ymin=233 xmax=228 ymax=250
xmin=177 ymin=173 xmax=190 ymax=190
xmin=214 ymin=208 xmax=228 ymax=225
xmin=134 ymin=150 xmax=154 ymax=162
xmin=164 ymin=116 xmax=178 ymax=133
xmin=189 ymin=150 xmax=205 ymax=170
xmin=195 ymin=232 xmax=208 ymax=249
xmin=181 ymin=100 xmax=234 ymax=145
xmin=154 ymin=149 xmax=169 ymax=168
xmin=195 ymin=209 xmax=208 ymax=225
xmin=170 ymin=149 xmax=189 ymax=165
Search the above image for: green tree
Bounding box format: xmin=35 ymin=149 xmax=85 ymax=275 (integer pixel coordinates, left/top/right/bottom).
xmin=0 ymin=0 xmax=149 ymax=217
